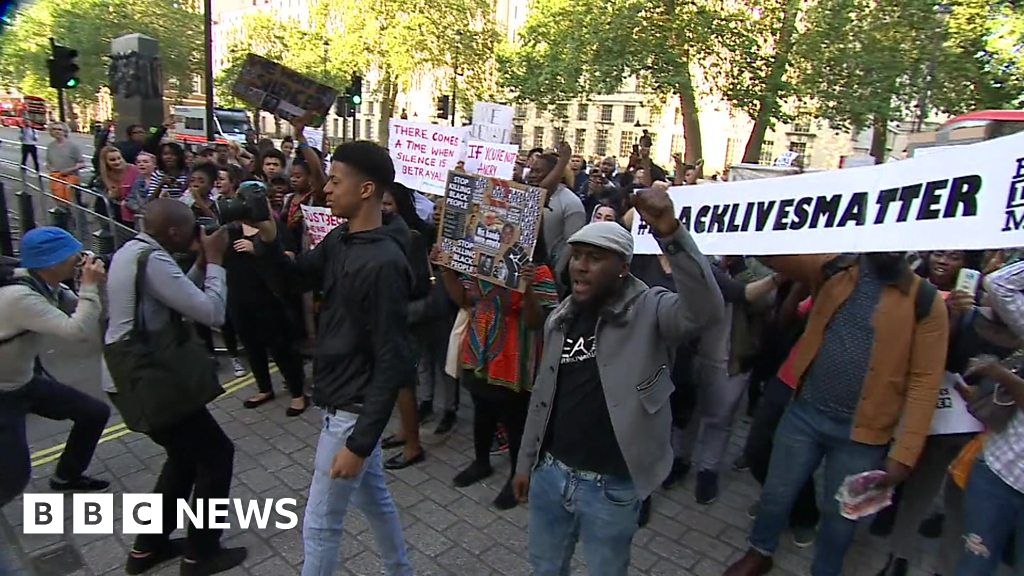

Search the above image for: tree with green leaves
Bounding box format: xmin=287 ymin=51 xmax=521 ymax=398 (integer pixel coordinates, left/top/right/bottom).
xmin=0 ymin=0 xmax=202 ymax=110
xmin=795 ymin=0 xmax=1024 ymax=162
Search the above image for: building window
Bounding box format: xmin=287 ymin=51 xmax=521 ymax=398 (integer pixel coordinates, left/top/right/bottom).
xmin=724 ymin=137 xmax=740 ymax=166
xmin=533 ymin=126 xmax=545 ymax=148
xmin=596 ymin=129 xmax=609 ymax=156
xmin=792 ymin=117 xmax=812 ymax=133
xmin=515 ymin=104 xmax=527 ymax=118
xmin=671 ymin=134 xmax=684 ymax=156
xmin=600 ymin=105 xmax=613 ymax=123
xmin=554 ymin=104 xmax=568 ymax=119
xmin=574 ymin=128 xmax=587 ymax=152
xmin=333 ymin=118 xmax=339 ymax=136
xmin=367 ymin=101 xmax=375 ymax=115
xmin=619 ymin=131 xmax=635 ymax=157
xmin=553 ymin=127 xmax=565 ymax=145
xmin=535 ymin=107 xmax=543 ymax=119
xmin=623 ymin=105 xmax=636 ymax=124
xmin=789 ymin=141 xmax=810 ymax=166
xmin=759 ymin=140 xmax=775 ymax=165
xmin=577 ymin=104 xmax=588 ymax=121
xmin=364 ymin=119 xmax=373 ymax=140
xmin=511 ymin=124 xmax=523 ymax=145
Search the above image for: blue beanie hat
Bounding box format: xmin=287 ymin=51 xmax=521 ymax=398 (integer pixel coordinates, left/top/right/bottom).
xmin=20 ymin=227 xmax=83 ymax=270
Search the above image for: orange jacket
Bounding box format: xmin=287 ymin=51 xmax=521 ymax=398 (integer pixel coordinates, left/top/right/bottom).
xmin=765 ymin=255 xmax=949 ymax=467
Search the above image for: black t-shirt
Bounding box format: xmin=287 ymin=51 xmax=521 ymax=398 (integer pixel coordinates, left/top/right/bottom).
xmin=544 ymin=308 xmax=630 ymax=478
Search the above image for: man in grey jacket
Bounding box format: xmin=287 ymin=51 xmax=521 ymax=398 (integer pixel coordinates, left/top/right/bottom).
xmin=512 ymin=182 xmax=724 ymax=575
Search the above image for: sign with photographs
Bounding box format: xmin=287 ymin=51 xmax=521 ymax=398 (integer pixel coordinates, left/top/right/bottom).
xmin=231 ymin=54 xmax=337 ymax=128
xmin=435 ymin=171 xmax=547 ymax=292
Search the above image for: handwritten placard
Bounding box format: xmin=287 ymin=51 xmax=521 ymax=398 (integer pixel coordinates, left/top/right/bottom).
xmin=470 ymin=102 xmax=514 ymax=144
xmin=435 ymin=171 xmax=546 ymax=291
xmin=388 ymin=119 xmax=468 ymax=195
xmin=300 ymin=205 xmax=344 ymax=248
xmin=464 ymin=141 xmax=518 ymax=179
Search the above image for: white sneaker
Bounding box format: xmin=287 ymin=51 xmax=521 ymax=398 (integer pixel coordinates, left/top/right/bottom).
xmin=231 ymin=357 xmax=247 ymax=377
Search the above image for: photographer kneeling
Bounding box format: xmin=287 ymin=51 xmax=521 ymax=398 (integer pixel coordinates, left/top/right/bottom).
xmin=104 ymin=199 xmax=246 ymax=575
xmin=218 ymin=181 xmax=307 ymax=415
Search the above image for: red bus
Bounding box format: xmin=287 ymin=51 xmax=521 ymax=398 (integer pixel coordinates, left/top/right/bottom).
xmin=0 ymin=95 xmax=48 ymax=129
xmin=907 ymin=109 xmax=1024 ymax=157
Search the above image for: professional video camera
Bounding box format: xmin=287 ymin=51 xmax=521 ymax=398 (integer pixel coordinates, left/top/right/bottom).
xmin=217 ymin=180 xmax=271 ymax=224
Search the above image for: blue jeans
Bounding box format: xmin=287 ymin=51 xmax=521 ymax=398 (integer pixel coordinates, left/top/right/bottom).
xmin=955 ymin=459 xmax=1024 ymax=576
xmin=528 ymin=454 xmax=641 ymax=576
xmin=302 ymin=410 xmax=412 ymax=576
xmin=749 ymin=398 xmax=886 ymax=576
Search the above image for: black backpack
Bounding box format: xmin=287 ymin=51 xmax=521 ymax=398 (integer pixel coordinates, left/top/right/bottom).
xmin=821 ymin=254 xmax=937 ymax=324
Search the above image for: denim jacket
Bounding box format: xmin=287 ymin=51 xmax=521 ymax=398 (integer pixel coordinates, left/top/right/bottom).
xmin=517 ymin=225 xmax=724 ymax=499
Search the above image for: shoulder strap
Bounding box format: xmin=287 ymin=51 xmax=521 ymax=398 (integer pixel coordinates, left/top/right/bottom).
xmin=914 ymin=279 xmax=938 ymax=324
xmin=132 ymin=247 xmax=158 ymax=336
xmin=821 ymin=254 xmax=859 ymax=283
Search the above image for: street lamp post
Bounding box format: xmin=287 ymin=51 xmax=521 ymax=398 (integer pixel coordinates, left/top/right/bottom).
xmin=203 ymin=0 xmax=215 ymax=144
xmin=451 ymin=31 xmax=462 ymax=128
xmin=322 ymin=39 xmax=329 ymax=140
xmin=914 ymin=3 xmax=953 ymax=132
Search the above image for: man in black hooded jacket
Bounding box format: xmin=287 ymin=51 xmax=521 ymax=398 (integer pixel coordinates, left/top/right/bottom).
xmin=257 ymin=141 xmax=415 ymax=575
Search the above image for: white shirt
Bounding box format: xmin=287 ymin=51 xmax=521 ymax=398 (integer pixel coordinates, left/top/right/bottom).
xmin=20 ymin=125 xmax=37 ymax=145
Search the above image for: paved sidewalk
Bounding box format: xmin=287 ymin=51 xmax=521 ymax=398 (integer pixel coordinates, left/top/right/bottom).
xmin=3 ymin=370 xmax=939 ymax=576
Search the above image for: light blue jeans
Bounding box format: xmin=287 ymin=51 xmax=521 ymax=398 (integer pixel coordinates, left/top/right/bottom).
xmin=302 ymin=410 xmax=413 ymax=576
xmin=528 ymin=454 xmax=641 ymax=576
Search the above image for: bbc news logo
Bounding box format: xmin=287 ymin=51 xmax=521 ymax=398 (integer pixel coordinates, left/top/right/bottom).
xmin=23 ymin=494 xmax=299 ymax=534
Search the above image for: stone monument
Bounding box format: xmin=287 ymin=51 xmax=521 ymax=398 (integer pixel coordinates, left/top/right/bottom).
xmin=108 ymin=34 xmax=164 ymax=134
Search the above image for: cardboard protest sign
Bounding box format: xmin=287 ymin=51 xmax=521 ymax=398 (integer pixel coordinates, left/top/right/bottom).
xmin=464 ymin=141 xmax=518 ymax=179
xmin=632 ymin=131 xmax=1024 ymax=255
xmin=302 ymin=127 xmax=324 ymax=152
xmin=231 ymin=54 xmax=336 ymax=128
xmin=470 ymin=102 xmax=514 ymax=144
xmin=300 ymin=205 xmax=344 ymax=248
xmin=929 ymin=373 xmax=984 ymax=436
xmin=388 ymin=119 xmax=468 ymax=196
xmin=435 ymin=171 xmax=547 ymax=292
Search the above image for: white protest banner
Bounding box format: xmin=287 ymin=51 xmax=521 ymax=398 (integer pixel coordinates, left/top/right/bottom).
xmin=470 ymin=102 xmax=514 ymax=144
xmin=773 ymin=150 xmax=800 ymax=167
xmin=929 ymin=373 xmax=984 ymax=436
xmin=464 ymin=141 xmax=518 ymax=179
xmin=389 ymin=119 xmax=468 ymax=196
xmin=302 ymin=126 xmax=324 ymax=152
xmin=632 ymin=131 xmax=1024 ymax=255
xmin=300 ymin=205 xmax=344 ymax=248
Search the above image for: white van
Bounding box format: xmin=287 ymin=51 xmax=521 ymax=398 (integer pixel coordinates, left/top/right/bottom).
xmin=170 ymin=106 xmax=253 ymax=145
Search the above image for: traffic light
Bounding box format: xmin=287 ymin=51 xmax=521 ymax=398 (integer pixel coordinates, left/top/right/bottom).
xmin=347 ymin=75 xmax=363 ymax=109
xmin=335 ymin=95 xmax=349 ymax=118
xmin=48 ymin=43 xmax=80 ymax=89
xmin=436 ymin=95 xmax=450 ymax=119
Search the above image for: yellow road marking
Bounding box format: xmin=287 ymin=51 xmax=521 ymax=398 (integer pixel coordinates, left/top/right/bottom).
xmin=29 ymin=368 xmax=278 ymax=468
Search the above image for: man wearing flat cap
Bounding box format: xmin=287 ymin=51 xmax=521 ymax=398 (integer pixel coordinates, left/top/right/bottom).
xmin=513 ymin=182 xmax=725 ymax=575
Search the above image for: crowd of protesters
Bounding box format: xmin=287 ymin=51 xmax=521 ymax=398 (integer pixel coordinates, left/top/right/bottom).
xmin=2 ymin=113 xmax=1022 ymax=576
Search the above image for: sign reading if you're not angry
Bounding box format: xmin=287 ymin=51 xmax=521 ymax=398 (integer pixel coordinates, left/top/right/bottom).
xmin=632 ymin=131 xmax=1024 ymax=255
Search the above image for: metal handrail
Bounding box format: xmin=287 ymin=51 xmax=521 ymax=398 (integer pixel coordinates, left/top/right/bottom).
xmin=0 ymin=157 xmax=137 ymax=248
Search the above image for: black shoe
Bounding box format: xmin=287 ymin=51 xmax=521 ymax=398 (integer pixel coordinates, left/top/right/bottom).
xmin=876 ymin=554 xmax=908 ymax=576
xmin=733 ymin=455 xmax=750 ymax=471
xmin=180 ymin=547 xmax=247 ymax=576
xmin=638 ymin=497 xmax=652 ymax=528
xmin=242 ymin=392 xmax=274 ymax=409
xmin=493 ymin=481 xmax=518 ymax=510
xmin=433 ymin=411 xmax=456 ymax=435
xmin=285 ymin=396 xmax=309 ymax=417
xmin=125 ymin=538 xmax=185 ymax=575
xmin=453 ymin=461 xmax=493 ymax=487
xmin=384 ymin=450 xmax=426 ymax=470
xmin=917 ymin=512 xmax=945 ymax=539
xmin=381 ymin=434 xmax=406 ymax=449
xmin=49 ymin=475 xmax=109 ymax=492
xmin=418 ymin=400 xmax=435 ymax=425
xmin=661 ymin=458 xmax=691 ymax=489
xmin=695 ymin=469 xmax=719 ymax=505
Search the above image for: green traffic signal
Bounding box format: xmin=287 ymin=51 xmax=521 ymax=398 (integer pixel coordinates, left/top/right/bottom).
xmin=351 ymin=94 xmax=362 ymax=105
xmin=66 ymin=78 xmax=79 ymax=88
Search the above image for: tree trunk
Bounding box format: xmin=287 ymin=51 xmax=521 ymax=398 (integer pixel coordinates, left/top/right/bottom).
xmin=677 ymin=67 xmax=702 ymax=170
xmin=870 ymin=113 xmax=888 ymax=164
xmin=377 ymin=69 xmax=399 ymax=143
xmin=741 ymin=0 xmax=801 ymax=164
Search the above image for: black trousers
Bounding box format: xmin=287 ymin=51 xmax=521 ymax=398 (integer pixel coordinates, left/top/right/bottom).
xmin=0 ymin=373 xmax=110 ymax=506
xmin=20 ymin=144 xmax=39 ymax=171
xmin=134 ymin=408 xmax=234 ymax=559
xmin=743 ymin=376 xmax=820 ymax=528
xmin=236 ymin=326 xmax=305 ymax=398
xmin=463 ymin=372 xmax=530 ymax=481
